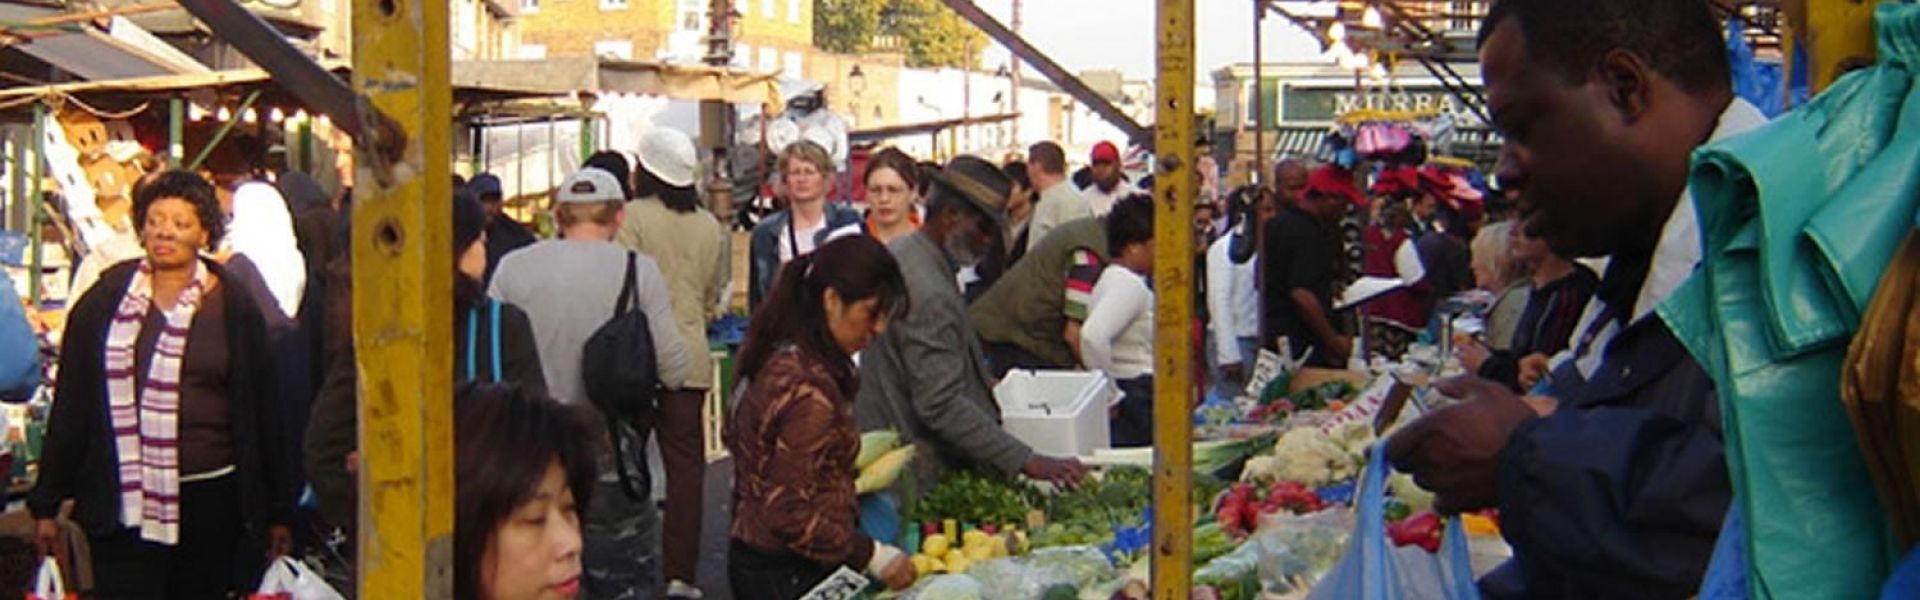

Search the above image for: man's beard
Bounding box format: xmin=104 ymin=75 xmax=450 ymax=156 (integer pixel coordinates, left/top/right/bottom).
xmin=1097 ymin=177 xmax=1122 ymax=193
xmin=943 ymin=229 xmax=984 ymax=268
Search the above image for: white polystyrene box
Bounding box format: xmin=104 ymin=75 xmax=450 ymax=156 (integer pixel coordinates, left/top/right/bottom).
xmin=994 ymin=369 xmax=1115 ymax=458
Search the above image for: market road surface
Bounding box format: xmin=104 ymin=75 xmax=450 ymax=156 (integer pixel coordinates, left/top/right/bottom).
xmin=652 ymin=448 xmax=735 ymax=598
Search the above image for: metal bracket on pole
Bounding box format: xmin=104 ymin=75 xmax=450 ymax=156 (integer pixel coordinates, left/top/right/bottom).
xmin=1151 ymin=0 xmax=1196 ymax=596
xmin=942 ymin=0 xmax=1154 ymax=148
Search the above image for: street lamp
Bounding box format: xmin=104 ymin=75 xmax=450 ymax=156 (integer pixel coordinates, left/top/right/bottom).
xmin=849 ymin=65 xmax=867 ymax=126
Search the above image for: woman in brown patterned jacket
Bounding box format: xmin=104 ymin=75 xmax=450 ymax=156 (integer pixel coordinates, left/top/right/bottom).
xmin=726 ymin=236 xmax=916 ymax=598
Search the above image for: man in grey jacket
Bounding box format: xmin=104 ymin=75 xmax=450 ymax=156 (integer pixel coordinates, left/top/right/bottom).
xmin=858 ymin=156 xmax=1088 ymax=493
xmin=491 ymin=168 xmax=687 ymax=600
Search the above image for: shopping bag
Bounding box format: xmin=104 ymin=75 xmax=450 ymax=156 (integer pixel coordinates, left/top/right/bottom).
xmin=27 ymin=557 xmax=74 ymax=600
xmin=1306 ymin=445 xmax=1479 ymax=600
xmin=1666 ymin=6 xmax=1920 ymax=596
xmin=253 ymin=557 xmax=347 ymax=600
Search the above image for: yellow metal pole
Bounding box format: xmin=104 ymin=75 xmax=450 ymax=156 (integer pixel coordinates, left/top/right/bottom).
xmin=1151 ymin=0 xmax=1195 ymax=596
xmin=351 ymin=0 xmax=454 ymax=596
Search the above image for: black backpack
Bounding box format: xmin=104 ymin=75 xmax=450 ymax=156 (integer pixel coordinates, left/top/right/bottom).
xmin=582 ymin=252 xmax=662 ymax=501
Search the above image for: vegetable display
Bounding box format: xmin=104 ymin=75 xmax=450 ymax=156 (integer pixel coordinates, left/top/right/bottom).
xmin=907 ymin=471 xmax=1032 ymax=527
xmin=856 ymin=430 xmax=902 ymax=470
xmin=856 ymin=446 xmax=916 ymax=495
xmin=1240 ymin=428 xmax=1362 ymax=487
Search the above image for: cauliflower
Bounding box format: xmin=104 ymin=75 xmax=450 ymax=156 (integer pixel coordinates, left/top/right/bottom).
xmin=1240 ymin=428 xmax=1361 ymax=487
xmin=1329 ymin=420 xmax=1376 ymax=458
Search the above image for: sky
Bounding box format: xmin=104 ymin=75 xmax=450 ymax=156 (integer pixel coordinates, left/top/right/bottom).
xmin=970 ymin=0 xmax=1331 ymax=82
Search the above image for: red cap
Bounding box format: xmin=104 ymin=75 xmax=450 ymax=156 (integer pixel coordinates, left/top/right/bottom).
xmin=1091 ymin=141 xmax=1121 ymax=163
xmin=1306 ymin=165 xmax=1364 ymax=206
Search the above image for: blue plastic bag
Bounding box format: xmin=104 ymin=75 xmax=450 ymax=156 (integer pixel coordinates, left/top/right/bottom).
xmin=1698 ymin=506 xmax=1750 ymax=599
xmin=0 ymin=270 xmax=41 ymax=399
xmin=1881 ymin=546 xmax=1920 ymax=600
xmin=1306 ymin=445 xmax=1479 ymax=600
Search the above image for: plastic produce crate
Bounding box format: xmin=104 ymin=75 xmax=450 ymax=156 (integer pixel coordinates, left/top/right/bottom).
xmin=994 ymin=370 xmax=1116 ymax=458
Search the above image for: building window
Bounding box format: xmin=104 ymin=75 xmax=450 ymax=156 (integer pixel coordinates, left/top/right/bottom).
xmin=594 ymin=40 xmax=634 ymax=60
xmin=678 ymin=0 xmax=705 ymax=31
xmin=733 ymin=43 xmax=752 ymax=68
xmin=520 ymin=0 xmax=537 ymax=13
xmin=783 ymin=51 xmax=802 ymax=78
xmin=788 ymin=0 xmax=801 ymax=23
xmin=518 ymin=44 xmax=547 ymax=59
xmin=762 ymin=0 xmax=775 ymax=19
xmin=757 ymin=47 xmax=779 ymax=74
xmin=601 ymin=0 xmax=628 ymax=11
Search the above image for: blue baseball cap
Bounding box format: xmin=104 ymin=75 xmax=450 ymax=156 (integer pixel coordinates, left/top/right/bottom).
xmin=467 ymin=173 xmax=503 ymax=199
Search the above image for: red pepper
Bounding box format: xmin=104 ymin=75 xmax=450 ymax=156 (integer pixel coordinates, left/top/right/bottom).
xmin=1387 ymin=512 xmax=1444 ymax=553
xmin=1219 ymin=484 xmax=1259 ymax=537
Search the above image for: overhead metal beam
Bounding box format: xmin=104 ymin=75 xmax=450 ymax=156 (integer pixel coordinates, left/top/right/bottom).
xmin=1416 ymin=57 xmax=1491 ymax=126
xmin=942 ymin=0 xmax=1153 ymax=148
xmin=173 ymin=0 xmax=367 ymax=140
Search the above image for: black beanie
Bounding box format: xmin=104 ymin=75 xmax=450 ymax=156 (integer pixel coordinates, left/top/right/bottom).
xmin=454 ymin=188 xmax=486 ymax=252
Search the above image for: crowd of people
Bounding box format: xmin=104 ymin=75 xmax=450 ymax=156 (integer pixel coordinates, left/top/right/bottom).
xmin=6 ymin=0 xmax=1805 ymax=597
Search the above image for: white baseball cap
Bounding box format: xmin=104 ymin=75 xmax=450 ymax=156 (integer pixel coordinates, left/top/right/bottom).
xmin=637 ymin=128 xmax=698 ymax=188
xmin=555 ymin=169 xmax=626 ymax=204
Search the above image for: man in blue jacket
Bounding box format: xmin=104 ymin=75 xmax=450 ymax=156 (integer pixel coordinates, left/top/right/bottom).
xmin=1385 ymin=1 xmax=1768 ymax=597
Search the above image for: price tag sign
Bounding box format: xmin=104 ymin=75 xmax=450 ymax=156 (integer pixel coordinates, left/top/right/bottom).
xmin=1243 ymin=347 xmax=1289 ymax=399
xmin=1317 ymin=375 xmax=1401 ymax=436
xmin=798 ymin=567 xmax=872 ymax=600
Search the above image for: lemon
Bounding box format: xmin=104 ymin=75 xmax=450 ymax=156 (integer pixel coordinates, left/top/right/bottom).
xmin=921 ymin=534 xmax=951 ymax=557
xmin=962 ymin=529 xmax=990 ymax=550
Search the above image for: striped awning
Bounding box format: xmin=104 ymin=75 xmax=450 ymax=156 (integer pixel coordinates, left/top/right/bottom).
xmin=1273 ymin=125 xmax=1331 ymax=160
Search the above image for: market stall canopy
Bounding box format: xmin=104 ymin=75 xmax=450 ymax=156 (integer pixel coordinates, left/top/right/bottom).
xmin=452 ymin=57 xmax=783 ymax=106
xmin=0 ymin=62 xmax=561 ymax=120
xmin=0 ymin=3 xmax=208 ymax=84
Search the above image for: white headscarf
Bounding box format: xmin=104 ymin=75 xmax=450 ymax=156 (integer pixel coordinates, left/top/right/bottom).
xmin=227 ymin=181 xmax=307 ymax=319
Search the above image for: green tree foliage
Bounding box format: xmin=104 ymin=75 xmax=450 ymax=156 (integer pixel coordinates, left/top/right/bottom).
xmin=814 ymin=0 xmax=887 ymax=53
xmin=812 ymin=0 xmax=987 ymax=68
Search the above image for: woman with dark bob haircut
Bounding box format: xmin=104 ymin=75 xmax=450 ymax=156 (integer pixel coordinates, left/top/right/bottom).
xmin=30 ymin=169 xmax=292 ymax=597
xmin=726 ymin=235 xmax=917 ymax=598
xmin=455 ymin=382 xmax=600 ymax=600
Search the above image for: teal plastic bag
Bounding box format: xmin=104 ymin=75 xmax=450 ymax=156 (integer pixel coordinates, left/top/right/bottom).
xmin=1662 ymin=4 xmax=1920 ymax=598
xmin=1305 ymin=445 xmax=1479 ymax=600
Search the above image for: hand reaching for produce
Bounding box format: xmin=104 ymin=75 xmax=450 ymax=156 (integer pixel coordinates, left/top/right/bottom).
xmin=1517 ymin=353 xmax=1553 ymax=390
xmin=1455 ymin=337 xmax=1492 ymax=373
xmin=1384 ymin=376 xmax=1537 ymax=515
xmin=878 ymin=552 xmax=917 ymax=590
xmin=1023 ymin=455 xmax=1089 ymax=490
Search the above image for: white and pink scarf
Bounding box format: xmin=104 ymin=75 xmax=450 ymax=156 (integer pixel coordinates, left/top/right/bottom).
xmin=103 ymin=259 xmax=210 ymax=545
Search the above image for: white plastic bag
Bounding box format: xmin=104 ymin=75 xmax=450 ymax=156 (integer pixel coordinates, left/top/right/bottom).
xmin=254 ymin=557 xmax=347 ymax=600
xmin=27 ymin=557 xmax=72 ymax=600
